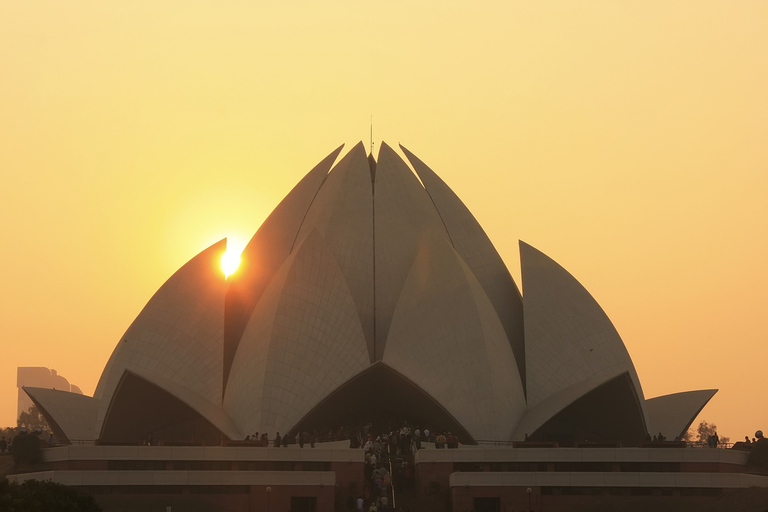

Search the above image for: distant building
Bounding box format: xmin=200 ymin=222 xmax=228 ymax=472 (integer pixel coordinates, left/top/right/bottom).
xmin=10 ymin=143 xmax=743 ymax=512
xmin=16 ymin=367 xmax=81 ymax=420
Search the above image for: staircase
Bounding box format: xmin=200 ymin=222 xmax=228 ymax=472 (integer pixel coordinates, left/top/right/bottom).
xmin=389 ymin=445 xmax=445 ymax=512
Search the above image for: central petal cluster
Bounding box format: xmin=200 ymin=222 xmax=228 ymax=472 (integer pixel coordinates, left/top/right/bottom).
xmin=222 ymin=142 xmax=527 ymax=441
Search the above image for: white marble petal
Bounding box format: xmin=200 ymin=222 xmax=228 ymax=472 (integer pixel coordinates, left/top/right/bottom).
xmin=373 ymin=142 xmax=448 ymax=361
xmin=24 ymin=387 xmax=99 ymax=443
xmin=382 ymin=235 xmax=525 ymax=441
xmin=224 ymin=145 xmax=343 ymax=389
xmin=520 ymin=242 xmax=644 ymax=428
xmin=645 ymin=389 xmax=718 ymax=441
xmin=401 ymin=144 xmax=526 ymax=385
xmin=521 ymin=241 xmax=646 ymax=418
xmin=94 ymin=239 xmax=228 ymax=435
xmin=224 ymin=230 xmax=370 ymax=436
xmin=294 ymin=142 xmax=375 ymax=361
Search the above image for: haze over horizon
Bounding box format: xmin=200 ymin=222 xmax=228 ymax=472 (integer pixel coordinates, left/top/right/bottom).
xmin=1 ymin=1 xmax=766 ymax=442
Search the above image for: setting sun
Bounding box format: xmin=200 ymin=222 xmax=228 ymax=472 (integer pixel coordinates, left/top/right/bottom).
xmin=221 ymin=237 xmax=247 ymax=277
xmin=221 ymin=251 xmax=240 ymax=277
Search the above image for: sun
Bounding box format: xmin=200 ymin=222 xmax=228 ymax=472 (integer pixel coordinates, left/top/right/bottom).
xmin=221 ymin=237 xmax=247 ymax=278
xmin=221 ymin=251 xmax=241 ymax=277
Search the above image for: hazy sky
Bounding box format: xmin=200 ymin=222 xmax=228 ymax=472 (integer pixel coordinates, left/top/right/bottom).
xmin=1 ymin=1 xmax=766 ymax=440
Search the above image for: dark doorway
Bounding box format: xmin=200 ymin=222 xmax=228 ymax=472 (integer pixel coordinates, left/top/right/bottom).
xmin=473 ymin=497 xmax=500 ymax=512
xmin=287 ymin=362 xmax=474 ymax=443
xmin=100 ymin=371 xmax=224 ymax=445
xmin=290 ymin=496 xmax=317 ymax=512
xmin=529 ymin=372 xmax=646 ymax=446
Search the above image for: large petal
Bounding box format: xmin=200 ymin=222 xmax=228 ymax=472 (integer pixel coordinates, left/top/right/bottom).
xmin=224 ymin=230 xmax=370 ymax=436
xmin=94 ymin=239 xmax=228 ymax=435
xmin=401 ymin=145 xmax=526 ymax=389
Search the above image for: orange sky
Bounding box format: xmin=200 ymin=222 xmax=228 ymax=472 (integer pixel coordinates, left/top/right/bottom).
xmin=1 ymin=1 xmax=766 ymax=441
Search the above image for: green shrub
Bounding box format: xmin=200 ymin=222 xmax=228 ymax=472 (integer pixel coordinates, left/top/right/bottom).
xmin=0 ymin=479 xmax=102 ymax=512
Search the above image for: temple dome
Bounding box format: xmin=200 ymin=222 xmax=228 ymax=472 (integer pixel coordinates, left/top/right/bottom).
xmin=28 ymin=142 xmax=716 ymax=446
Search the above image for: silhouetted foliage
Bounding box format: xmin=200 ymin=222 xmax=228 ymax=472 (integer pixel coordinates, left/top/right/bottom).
xmin=17 ymin=406 xmax=49 ymax=432
xmin=11 ymin=431 xmax=41 ymax=466
xmin=0 ymin=479 xmax=102 ymax=512
xmin=684 ymin=420 xmax=729 ymax=446
xmin=1 ymin=426 xmax=20 ymax=440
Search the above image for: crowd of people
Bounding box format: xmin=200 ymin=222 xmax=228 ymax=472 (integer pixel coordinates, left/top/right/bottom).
xmin=236 ymin=430 xmax=320 ymax=447
xmin=345 ymin=420 xmax=460 ymax=511
xmin=359 ymin=435 xmax=393 ymax=512
xmin=349 ymin=422 xmax=461 ymax=452
xmin=232 ymin=419 xmax=463 ymax=454
xmin=234 ymin=419 xmax=465 ymax=510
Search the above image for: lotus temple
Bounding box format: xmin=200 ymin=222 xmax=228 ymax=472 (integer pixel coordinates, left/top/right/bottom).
xmin=10 ymin=143 xmax=767 ymax=511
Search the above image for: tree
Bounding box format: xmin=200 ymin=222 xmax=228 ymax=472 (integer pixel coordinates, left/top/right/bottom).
xmin=17 ymin=405 xmax=49 ymax=432
xmin=1 ymin=426 xmax=20 ymax=440
xmin=0 ymin=479 xmax=102 ymax=512
xmin=685 ymin=420 xmax=729 ymax=446
xmin=12 ymin=430 xmax=42 ymax=466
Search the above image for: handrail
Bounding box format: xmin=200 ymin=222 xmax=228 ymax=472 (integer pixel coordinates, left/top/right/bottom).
xmin=387 ymin=439 xmax=396 ymax=510
xmin=475 ymin=440 xmax=736 ymax=449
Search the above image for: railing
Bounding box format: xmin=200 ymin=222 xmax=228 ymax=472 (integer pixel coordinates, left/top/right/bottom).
xmin=476 ymin=439 xmax=737 ymax=449
xmin=387 ymin=441 xmax=396 ymax=510
xmin=687 ymin=442 xmax=734 ymax=449
xmin=475 ymin=440 xmax=515 ymax=447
